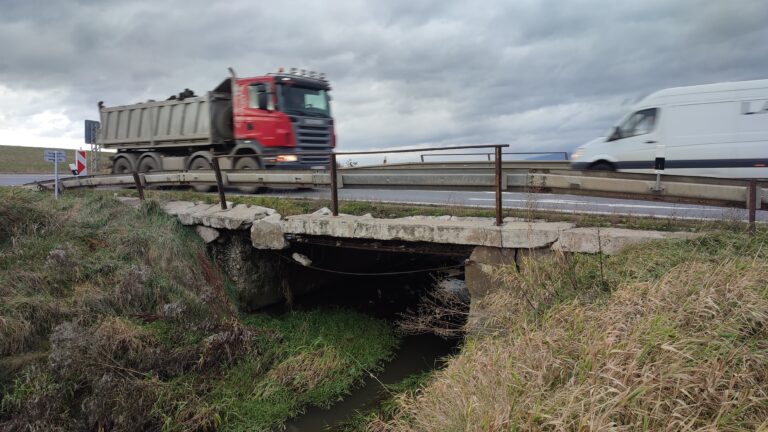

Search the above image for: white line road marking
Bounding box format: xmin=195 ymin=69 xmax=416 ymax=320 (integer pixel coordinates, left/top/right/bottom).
xmin=467 ymin=197 xmax=723 ymax=212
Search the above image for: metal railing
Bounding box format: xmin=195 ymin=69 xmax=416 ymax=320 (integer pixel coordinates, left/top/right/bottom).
xmin=210 ymin=144 xmax=510 ymax=225
xmin=32 ymin=152 xmax=767 ymax=234
xmin=419 ymin=151 xmax=569 ymax=162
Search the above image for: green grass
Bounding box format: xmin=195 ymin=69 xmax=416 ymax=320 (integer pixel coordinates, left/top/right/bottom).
xmin=0 ymin=145 xmax=110 ymax=173
xmin=207 ymin=310 xmax=397 ymax=431
xmin=0 ymin=187 xmax=399 ymax=431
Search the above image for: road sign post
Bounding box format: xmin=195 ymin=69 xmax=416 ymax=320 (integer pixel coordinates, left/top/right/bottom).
xmin=84 ymin=120 xmax=100 ymax=173
xmin=43 ymin=150 xmax=66 ymax=199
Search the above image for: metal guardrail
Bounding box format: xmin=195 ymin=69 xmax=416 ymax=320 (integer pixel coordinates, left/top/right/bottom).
xmin=32 ymin=150 xmax=767 ymax=232
xmin=419 ymin=151 xmax=569 ymax=162
xmin=211 ymin=144 xmax=510 ymax=225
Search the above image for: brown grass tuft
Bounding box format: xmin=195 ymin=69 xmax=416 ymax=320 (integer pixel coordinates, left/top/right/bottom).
xmin=385 ymin=258 xmax=768 ymax=431
xmin=267 ymin=346 xmax=345 ymax=394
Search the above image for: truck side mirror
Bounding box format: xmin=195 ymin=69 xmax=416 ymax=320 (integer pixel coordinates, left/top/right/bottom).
xmin=257 ymin=92 xmax=269 ymax=110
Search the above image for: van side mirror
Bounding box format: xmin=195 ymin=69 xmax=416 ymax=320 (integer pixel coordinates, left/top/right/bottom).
xmin=608 ymin=126 xmax=621 ymax=142
xmin=257 ymin=92 xmax=269 ymax=110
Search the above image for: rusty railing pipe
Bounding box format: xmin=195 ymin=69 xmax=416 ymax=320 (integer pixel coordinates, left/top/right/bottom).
xmin=212 ymin=158 xmax=227 ymax=210
xmin=495 ymin=146 xmax=503 ymax=226
xmin=748 ymin=179 xmax=757 ymax=235
xmin=330 ymin=153 xmax=339 ymax=216
xmin=132 ymin=172 xmax=145 ymax=201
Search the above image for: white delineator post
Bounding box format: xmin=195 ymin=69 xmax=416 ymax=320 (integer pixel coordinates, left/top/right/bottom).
xmin=76 ymin=150 xmax=87 ymax=176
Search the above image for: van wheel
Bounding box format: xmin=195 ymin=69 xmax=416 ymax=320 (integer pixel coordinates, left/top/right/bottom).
xmin=590 ymin=162 xmax=615 ymax=171
xmin=189 ymin=157 xmax=213 ymax=192
xmin=234 ymin=156 xmax=266 ymax=194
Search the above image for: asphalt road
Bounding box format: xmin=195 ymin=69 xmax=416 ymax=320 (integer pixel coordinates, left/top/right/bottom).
xmin=5 ymin=173 xmax=764 ymax=222
xmin=0 ymin=173 xmax=54 ymax=186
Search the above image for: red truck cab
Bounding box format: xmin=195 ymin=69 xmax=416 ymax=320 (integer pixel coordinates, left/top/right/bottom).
xmin=225 ymin=68 xmax=335 ymax=169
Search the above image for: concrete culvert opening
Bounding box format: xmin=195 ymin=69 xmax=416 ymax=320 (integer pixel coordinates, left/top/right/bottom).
xmin=275 ymin=240 xmax=471 ymax=326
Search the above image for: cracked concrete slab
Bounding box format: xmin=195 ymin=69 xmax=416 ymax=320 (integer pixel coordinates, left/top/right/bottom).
xmin=170 ymin=201 xmax=274 ymax=230
xmin=251 ymin=213 xmax=287 ymax=249
xmin=153 ymin=200 xmax=699 ymax=255
xmin=552 ymin=227 xmax=698 ymax=255
xmin=282 ymin=214 xmax=573 ymax=248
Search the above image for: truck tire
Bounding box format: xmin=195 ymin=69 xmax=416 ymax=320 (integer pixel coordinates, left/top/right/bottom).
xmin=214 ymin=105 xmax=234 ymax=140
xmin=234 ymin=156 xmax=266 ymax=194
xmin=188 ymin=157 xmax=214 ymax=192
xmin=138 ymin=156 xmax=161 ymax=173
xmin=112 ymin=156 xmax=135 ymax=174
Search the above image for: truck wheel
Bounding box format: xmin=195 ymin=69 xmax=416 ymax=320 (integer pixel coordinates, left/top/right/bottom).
xmin=112 ymin=157 xmax=134 ymax=174
xmin=234 ymin=156 xmax=265 ymax=194
xmin=189 ymin=157 xmax=213 ymax=192
xmin=214 ymin=106 xmax=234 ymax=140
xmin=138 ymin=156 xmax=160 ymax=173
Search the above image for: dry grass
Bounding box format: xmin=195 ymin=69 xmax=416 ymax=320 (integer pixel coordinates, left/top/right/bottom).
xmin=382 ymin=234 xmax=768 ymax=431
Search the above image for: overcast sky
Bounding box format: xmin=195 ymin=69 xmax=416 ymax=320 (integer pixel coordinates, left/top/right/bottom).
xmin=1 ymin=0 xmax=767 ymax=162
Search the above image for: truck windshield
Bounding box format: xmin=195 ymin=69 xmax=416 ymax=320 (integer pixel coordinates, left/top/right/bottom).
xmin=279 ymin=85 xmax=330 ymax=117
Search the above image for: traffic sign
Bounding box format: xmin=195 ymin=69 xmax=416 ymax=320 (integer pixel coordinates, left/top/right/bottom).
xmin=84 ymin=120 xmax=100 ymax=144
xmin=44 ymin=150 xmax=66 ymax=163
xmin=76 ymin=150 xmax=87 ymax=175
xmin=43 ymin=149 xmax=66 ymax=200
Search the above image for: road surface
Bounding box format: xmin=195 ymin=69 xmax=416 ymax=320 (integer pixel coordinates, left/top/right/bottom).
xmin=0 ymin=173 xmax=54 ymax=186
xmin=5 ymin=173 xmax=764 ymax=222
xmin=262 ymin=188 xmax=763 ymax=221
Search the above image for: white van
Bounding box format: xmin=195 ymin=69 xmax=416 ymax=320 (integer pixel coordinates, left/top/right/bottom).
xmin=571 ymin=79 xmax=768 ymax=178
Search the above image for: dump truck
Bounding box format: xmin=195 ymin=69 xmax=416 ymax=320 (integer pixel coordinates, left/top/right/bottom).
xmin=97 ymin=68 xmax=335 ymax=190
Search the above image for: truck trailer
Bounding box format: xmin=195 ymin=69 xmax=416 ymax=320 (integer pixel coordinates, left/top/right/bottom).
xmin=97 ymin=68 xmax=335 ymax=190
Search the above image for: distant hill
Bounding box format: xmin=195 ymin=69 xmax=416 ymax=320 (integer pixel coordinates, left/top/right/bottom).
xmin=0 ymin=145 xmax=111 ymax=174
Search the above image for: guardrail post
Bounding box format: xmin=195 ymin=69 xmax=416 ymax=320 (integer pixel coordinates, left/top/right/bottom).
xmin=494 ymin=146 xmax=502 ymax=226
xmin=212 ymin=158 xmax=227 ymax=210
xmin=132 ymin=172 xmax=145 ymax=201
xmin=748 ymin=179 xmax=757 ymax=236
xmin=330 ymin=153 xmax=339 ymax=216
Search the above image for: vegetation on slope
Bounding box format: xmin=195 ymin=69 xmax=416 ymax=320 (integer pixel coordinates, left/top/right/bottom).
xmin=0 ymin=145 xmax=110 ymax=174
xmin=381 ymin=231 xmax=768 ymax=431
xmin=0 ymin=187 xmax=397 ymax=431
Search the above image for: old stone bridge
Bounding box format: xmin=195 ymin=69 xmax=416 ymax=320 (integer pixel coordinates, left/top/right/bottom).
xmin=123 ymin=198 xmax=695 ymax=311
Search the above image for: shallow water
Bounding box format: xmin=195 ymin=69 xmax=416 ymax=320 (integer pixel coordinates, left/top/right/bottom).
xmin=283 ymin=333 xmax=456 ymax=431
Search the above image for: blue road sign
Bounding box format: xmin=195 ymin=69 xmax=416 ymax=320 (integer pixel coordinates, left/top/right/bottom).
xmin=84 ymin=120 xmax=100 ymax=144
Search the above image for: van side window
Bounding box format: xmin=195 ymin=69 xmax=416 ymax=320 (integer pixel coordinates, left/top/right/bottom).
xmin=618 ymin=108 xmax=658 ymax=139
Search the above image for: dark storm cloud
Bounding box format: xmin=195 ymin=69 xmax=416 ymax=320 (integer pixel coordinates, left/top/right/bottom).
xmin=1 ymin=0 xmax=767 ymax=152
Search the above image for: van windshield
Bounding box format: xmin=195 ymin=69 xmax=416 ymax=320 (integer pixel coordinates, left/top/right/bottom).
xmin=614 ymin=108 xmax=658 ymax=139
xmin=279 ymin=85 xmax=331 ymax=117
